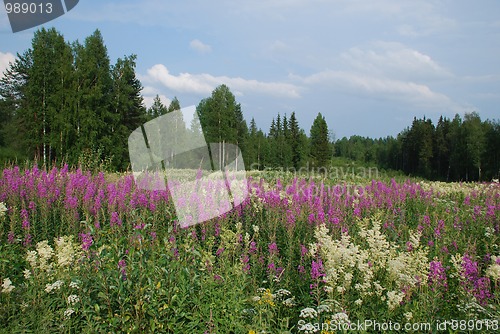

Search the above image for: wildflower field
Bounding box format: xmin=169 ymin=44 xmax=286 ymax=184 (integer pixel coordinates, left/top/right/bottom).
xmin=0 ymin=165 xmax=499 ymax=333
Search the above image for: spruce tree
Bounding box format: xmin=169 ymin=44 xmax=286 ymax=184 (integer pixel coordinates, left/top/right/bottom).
xmin=309 ymin=112 xmax=330 ymax=168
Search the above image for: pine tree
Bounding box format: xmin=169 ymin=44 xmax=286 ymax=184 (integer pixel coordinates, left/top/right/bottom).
xmin=288 ymin=112 xmax=302 ymax=168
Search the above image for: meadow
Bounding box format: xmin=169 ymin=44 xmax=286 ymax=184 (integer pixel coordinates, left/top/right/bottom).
xmin=0 ymin=165 xmax=499 ymax=333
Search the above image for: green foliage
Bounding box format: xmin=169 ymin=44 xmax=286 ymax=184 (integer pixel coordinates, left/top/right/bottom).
xmin=309 ymin=113 xmax=330 ymax=168
xmin=0 ymin=28 xmax=148 ymax=172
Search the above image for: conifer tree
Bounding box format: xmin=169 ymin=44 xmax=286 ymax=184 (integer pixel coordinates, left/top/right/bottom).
xmin=310 ymin=112 xmax=330 ymax=168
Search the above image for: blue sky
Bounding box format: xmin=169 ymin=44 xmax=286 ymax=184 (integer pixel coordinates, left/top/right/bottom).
xmin=1 ymin=0 xmax=499 ymax=139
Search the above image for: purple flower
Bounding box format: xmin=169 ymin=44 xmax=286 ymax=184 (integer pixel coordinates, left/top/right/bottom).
xmin=79 ymin=232 xmax=93 ymax=251
xmin=248 ymin=241 xmax=257 ymax=254
xmin=268 ymin=242 xmax=279 ymax=256
xmin=311 ymin=259 xmax=325 ymax=281
xmin=7 ymin=232 xmax=15 ymax=244
xmin=110 ymin=212 xmax=122 ymax=227
xmin=241 ymin=255 xmax=250 ymax=274
xmin=118 ymin=259 xmax=127 ymax=280
xmin=474 ymin=277 xmax=492 ymax=304
xmin=300 ymin=244 xmax=308 ymax=258
xmin=428 ymin=260 xmax=447 ymax=291
xmin=23 ymin=234 xmax=32 ymax=247
xmin=406 ymin=241 xmax=413 ymax=252
xmin=297 ymin=265 xmax=306 ymax=275
xmin=216 ymin=247 xmax=225 ymax=257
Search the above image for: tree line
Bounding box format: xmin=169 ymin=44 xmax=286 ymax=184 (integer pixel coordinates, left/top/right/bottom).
xmin=0 ymin=28 xmax=146 ymax=170
xmin=335 ymin=113 xmax=500 ymax=181
xmin=1 ymin=28 xmax=498 ymax=181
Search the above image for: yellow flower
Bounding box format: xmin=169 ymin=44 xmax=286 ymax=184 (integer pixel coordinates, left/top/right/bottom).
xmin=248 ymin=331 xmax=256 ymax=334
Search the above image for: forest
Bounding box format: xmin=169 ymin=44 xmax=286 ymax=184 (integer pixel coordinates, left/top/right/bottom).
xmin=1 ymin=27 xmax=499 ymax=181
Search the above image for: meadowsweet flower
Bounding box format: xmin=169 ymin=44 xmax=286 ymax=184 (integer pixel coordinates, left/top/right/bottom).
xmin=64 ymin=308 xmax=75 ymax=318
xmin=486 ymin=255 xmax=500 ymax=281
xmin=45 ymin=280 xmax=64 ymax=293
xmin=26 ymin=250 xmax=38 ymax=269
xmin=404 ymin=312 xmax=413 ymax=321
xmin=35 ymin=240 xmax=54 ymax=272
xmin=55 ymin=236 xmax=81 ymax=268
xmin=0 ymin=202 xmax=7 ymax=217
xmin=67 ymin=294 xmax=80 ymax=305
xmin=386 ymin=290 xmax=404 ymax=310
xmin=1 ymin=277 xmax=15 ymax=293
xmin=69 ymin=281 xmax=80 ymax=289
xmin=485 ymin=226 xmax=495 ymax=238
xmin=23 ymin=269 xmax=31 ymax=280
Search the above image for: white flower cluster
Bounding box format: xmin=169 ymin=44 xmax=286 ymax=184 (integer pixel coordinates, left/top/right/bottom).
xmin=331 ymin=311 xmax=349 ymax=324
xmin=486 ymin=255 xmax=500 ymax=281
xmin=485 ymin=226 xmax=495 ymax=238
xmin=45 ymin=280 xmax=64 ymax=293
xmin=28 ymin=241 xmax=55 ymax=273
xmin=313 ymin=214 xmax=430 ymax=312
xmin=275 ymin=288 xmax=291 ymax=298
xmin=386 ymin=290 xmax=405 ymax=310
xmin=1 ymin=277 xmax=15 ymax=293
xmin=55 ymin=236 xmax=82 ymax=269
xmin=316 ymin=304 xmax=330 ymax=314
xmin=69 ymin=281 xmax=80 ymax=289
xmin=23 ymin=269 xmax=31 ymax=280
xmin=282 ymin=297 xmax=296 ymax=307
xmin=64 ymin=308 xmax=75 ymax=318
xmin=67 ymin=294 xmax=80 ymax=305
xmin=25 ymin=236 xmax=83 ymax=278
xmin=0 ymin=202 xmax=7 ymax=217
xmin=299 ymin=307 xmax=318 ymax=319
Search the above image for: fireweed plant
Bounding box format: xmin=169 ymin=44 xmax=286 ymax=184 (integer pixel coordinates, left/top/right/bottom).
xmin=0 ymin=165 xmax=499 ymax=333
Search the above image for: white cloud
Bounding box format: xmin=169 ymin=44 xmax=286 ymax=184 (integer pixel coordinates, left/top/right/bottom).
xmin=141 ymin=85 xmax=173 ymax=109
xmin=144 ymin=64 xmax=301 ymax=98
xmin=299 ymin=70 xmax=462 ymax=112
xmin=340 ymin=42 xmax=452 ymax=80
xmin=190 ymin=39 xmax=212 ymax=54
xmin=0 ymin=51 xmax=15 ymax=78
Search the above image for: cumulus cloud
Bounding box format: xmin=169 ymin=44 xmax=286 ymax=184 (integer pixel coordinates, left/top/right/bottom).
xmin=340 ymin=42 xmax=452 ymax=80
xmin=190 ymin=39 xmax=212 ymax=54
xmin=144 ymin=64 xmax=301 ymax=98
xmin=0 ymin=51 xmax=15 ymax=78
xmin=299 ymin=69 xmax=462 ymax=112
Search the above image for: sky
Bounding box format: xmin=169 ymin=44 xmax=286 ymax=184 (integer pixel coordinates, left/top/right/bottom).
xmin=1 ymin=0 xmax=499 ymax=139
